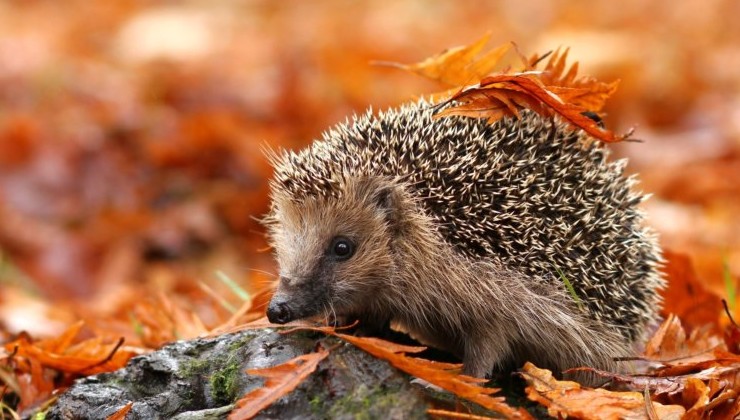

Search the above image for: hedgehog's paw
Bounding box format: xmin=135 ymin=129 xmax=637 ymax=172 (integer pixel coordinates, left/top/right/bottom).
xmin=462 ymin=337 xmax=509 ymax=379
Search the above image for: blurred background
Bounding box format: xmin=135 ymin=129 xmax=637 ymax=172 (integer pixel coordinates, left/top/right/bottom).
xmin=0 ymin=0 xmax=738 ymax=340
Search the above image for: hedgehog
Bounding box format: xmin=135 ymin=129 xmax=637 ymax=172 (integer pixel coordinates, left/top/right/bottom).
xmin=263 ymin=100 xmax=664 ymax=379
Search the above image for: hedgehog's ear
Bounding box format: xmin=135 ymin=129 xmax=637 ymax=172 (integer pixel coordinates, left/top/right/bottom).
xmin=374 ymin=184 xmax=401 ymax=216
xmin=365 ymin=178 xmax=406 ymax=229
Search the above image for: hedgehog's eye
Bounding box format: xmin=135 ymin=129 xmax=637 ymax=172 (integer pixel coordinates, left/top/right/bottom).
xmin=329 ymin=236 xmax=355 ymax=261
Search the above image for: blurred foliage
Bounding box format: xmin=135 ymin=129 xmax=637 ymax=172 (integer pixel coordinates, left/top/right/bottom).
xmin=0 ymin=0 xmax=739 ymax=416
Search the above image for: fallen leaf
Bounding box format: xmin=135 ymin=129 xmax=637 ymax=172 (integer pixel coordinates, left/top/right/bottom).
xmin=681 ymin=378 xmax=711 ymax=418
xmin=643 ymin=314 xmax=723 ymax=365
xmin=297 ymin=325 xmax=530 ymax=419
xmin=106 ymin=402 xmax=134 ymax=420
xmin=228 ymin=348 xmax=331 ymax=420
xmin=427 ymin=408 xmax=499 ymax=419
xmin=521 ymin=362 xmax=685 ymax=420
xmin=660 ymin=251 xmax=723 ymax=333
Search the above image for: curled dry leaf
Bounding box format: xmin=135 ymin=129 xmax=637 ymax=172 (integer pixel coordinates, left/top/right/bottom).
xmin=376 ymin=33 xmax=511 ymax=87
xmin=228 ymin=348 xmax=331 ymax=420
xmin=521 ymin=362 xmax=685 ymax=420
xmin=644 ymin=314 xmax=723 ymax=365
xmin=437 ymin=74 xmax=624 ymax=142
xmin=2 ymin=322 xmax=136 ymax=375
xmin=530 ymin=48 xmax=619 ymax=112
xmin=1 ymin=321 xmax=139 ymax=411
xmin=386 ymin=35 xmax=627 ymax=143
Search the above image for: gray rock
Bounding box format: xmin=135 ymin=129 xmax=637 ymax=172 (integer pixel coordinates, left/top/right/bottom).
xmin=47 ymin=328 xmax=431 ymax=419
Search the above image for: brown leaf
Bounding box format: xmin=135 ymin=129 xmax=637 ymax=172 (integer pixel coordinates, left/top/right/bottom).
xmin=521 ymin=362 xmax=686 ymax=420
xmin=427 ymin=408 xmax=499 ymax=419
xmin=536 ymin=48 xmax=619 ymax=111
xmin=379 ymin=34 xmax=512 ymax=87
xmin=298 ymin=325 xmax=530 ymax=419
xmin=644 ymin=314 xmax=723 ymax=364
xmin=438 ymin=74 xmax=626 ymax=143
xmin=4 ymin=323 xmax=137 ymax=376
xmin=106 ymin=402 xmax=134 ymax=420
xmin=388 ymin=36 xmax=624 ymax=142
xmin=228 ymin=349 xmax=331 ymax=420
xmin=660 ymin=250 xmax=723 ymax=333
xmin=681 ymin=378 xmax=711 ymax=418
xmin=565 ymin=367 xmax=685 ymax=395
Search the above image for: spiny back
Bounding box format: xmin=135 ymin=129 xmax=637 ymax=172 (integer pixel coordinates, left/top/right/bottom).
xmin=271 ymin=100 xmax=663 ymax=341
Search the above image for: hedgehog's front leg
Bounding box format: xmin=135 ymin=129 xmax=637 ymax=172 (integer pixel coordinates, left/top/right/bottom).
xmin=462 ymin=332 xmax=511 ymax=378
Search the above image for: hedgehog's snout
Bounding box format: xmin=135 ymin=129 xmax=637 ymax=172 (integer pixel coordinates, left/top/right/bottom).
xmin=267 ymin=298 xmax=293 ymax=324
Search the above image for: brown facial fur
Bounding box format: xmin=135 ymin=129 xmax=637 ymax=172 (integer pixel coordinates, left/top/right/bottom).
xmin=267 ymin=178 xmax=399 ymax=325
xmin=267 ymin=177 xmax=630 ymax=381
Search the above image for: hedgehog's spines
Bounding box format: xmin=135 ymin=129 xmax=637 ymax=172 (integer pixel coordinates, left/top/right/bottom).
xmin=270 ymin=99 xmax=664 ymax=343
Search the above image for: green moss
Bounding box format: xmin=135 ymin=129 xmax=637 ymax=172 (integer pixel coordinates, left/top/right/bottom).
xmin=181 ymin=358 xmax=210 ymax=377
xmin=209 ymin=360 xmax=241 ymax=404
xmin=308 ymin=394 xmax=324 ymax=413
xmin=226 ymin=335 xmax=254 ymax=354
xmin=327 ymin=384 xmax=401 ymax=419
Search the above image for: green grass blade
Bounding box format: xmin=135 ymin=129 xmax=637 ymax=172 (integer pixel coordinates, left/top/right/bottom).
xmin=215 ymin=270 xmax=251 ymax=302
xmin=555 ymin=266 xmax=584 ymax=311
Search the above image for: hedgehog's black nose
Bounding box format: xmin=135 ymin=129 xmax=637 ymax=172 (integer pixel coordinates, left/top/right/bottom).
xmin=267 ymin=300 xmax=292 ymax=324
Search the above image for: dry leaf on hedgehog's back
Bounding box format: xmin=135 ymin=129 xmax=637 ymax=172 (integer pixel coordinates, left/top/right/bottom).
xmin=529 ymin=48 xmax=619 ymax=112
xmin=437 ymin=74 xmax=623 ymax=142
xmin=385 ymin=36 xmax=626 ymax=143
xmin=377 ymin=33 xmax=511 ymax=87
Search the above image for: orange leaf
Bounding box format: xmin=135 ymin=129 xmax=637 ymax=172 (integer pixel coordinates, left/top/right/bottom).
xmin=106 ymin=402 xmax=134 ymax=420
xmin=427 ymin=408 xmax=499 ymax=419
xmin=234 ymin=322 xmax=528 ymax=418
xmin=228 ymin=349 xmax=331 ymax=420
xmin=336 ymin=333 xmax=527 ymax=416
xmin=521 ymin=362 xmax=686 ymax=420
xmin=389 ymin=36 xmax=624 ymax=141
xmin=291 ymin=325 xmax=529 ymax=419
xmin=644 ymin=314 xmax=723 ymax=364
xmin=681 ymin=378 xmax=711 ymax=418
xmin=441 ymin=74 xmax=626 ymax=143
xmin=378 ymin=34 xmax=511 ymax=87
xmin=660 ymin=251 xmax=723 ymax=334
xmin=42 ymin=320 xmax=85 ymax=354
